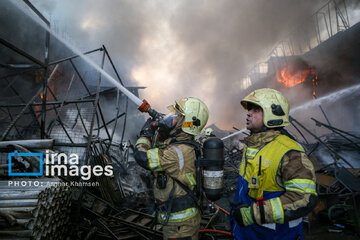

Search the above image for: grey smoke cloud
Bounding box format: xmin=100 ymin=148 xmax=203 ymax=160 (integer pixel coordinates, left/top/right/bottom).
xmin=30 ymin=0 xmax=332 ymax=129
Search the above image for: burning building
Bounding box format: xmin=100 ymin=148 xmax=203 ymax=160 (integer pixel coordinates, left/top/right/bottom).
xmin=0 ymin=0 xmax=360 ymax=239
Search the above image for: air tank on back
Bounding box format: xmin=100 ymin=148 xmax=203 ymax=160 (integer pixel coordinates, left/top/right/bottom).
xmin=202 ymin=137 xmax=224 ymax=201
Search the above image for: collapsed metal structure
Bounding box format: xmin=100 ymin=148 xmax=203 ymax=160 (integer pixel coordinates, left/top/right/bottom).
xmin=1 ymin=0 xmax=360 ymax=239
xmin=0 ymin=1 xmax=150 ymax=239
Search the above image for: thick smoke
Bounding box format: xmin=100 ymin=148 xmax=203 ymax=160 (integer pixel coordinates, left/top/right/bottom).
xmin=30 ymin=0 xmax=341 ymax=130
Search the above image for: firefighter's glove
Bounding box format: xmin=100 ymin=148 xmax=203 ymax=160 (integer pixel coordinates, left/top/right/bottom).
xmin=140 ymin=117 xmax=156 ymax=139
xmin=233 ymin=204 xmax=254 ymax=227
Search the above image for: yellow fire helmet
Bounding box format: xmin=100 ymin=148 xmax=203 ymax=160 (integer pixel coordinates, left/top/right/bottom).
xmin=205 ymin=127 xmax=214 ymax=136
xmin=167 ymin=97 xmax=209 ymax=136
xmin=240 ymin=88 xmax=290 ymax=128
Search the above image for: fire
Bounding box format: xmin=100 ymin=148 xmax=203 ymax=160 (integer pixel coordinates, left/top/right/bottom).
xmin=312 ymin=74 xmax=319 ymax=100
xmin=276 ymin=67 xmax=315 ymax=88
xmin=34 ymin=66 xmax=62 ymax=101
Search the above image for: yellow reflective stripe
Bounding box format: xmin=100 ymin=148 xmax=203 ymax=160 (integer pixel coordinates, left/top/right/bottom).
xmin=186 ymin=173 xmax=196 ymax=186
xmin=270 ymin=197 xmax=284 ymax=224
xmin=147 ymin=148 xmax=162 ymax=172
xmin=246 ymin=147 xmax=258 ymax=158
xmin=136 ymin=137 xmax=151 ymax=148
xmin=158 ymin=207 xmax=198 ymax=223
xmin=284 ymin=179 xmax=317 ymax=195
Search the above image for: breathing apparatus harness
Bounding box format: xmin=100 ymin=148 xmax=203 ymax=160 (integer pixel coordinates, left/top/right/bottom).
xmin=152 ymin=138 xmax=225 ymax=226
xmin=148 ymin=113 xmax=225 ymax=226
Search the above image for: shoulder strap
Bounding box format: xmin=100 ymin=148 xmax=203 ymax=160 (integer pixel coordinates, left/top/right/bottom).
xmin=171 ymin=177 xmax=201 ymax=210
xmin=169 ymin=139 xmax=202 ymax=158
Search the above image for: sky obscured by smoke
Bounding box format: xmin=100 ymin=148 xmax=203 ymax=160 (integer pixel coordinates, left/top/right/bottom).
xmin=28 ymin=0 xmax=347 ymax=130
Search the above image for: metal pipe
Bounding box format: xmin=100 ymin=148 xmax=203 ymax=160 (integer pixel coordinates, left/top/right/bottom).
xmin=0 ymin=191 xmax=41 ymax=200
xmin=0 ymin=99 xmax=96 ymax=108
xmin=69 ymin=59 xmax=92 ymax=95
xmin=97 ymin=104 xmax=112 ymax=141
xmin=53 ymin=142 xmax=87 ymax=148
xmin=45 ymin=88 xmax=74 ymax=143
xmin=0 ymin=207 xmax=37 ymax=219
xmin=6 ymin=108 xmax=22 ymax=138
xmin=86 ymin=50 xmax=106 ymax=163
xmin=0 ymin=65 xmax=59 ymax=141
xmin=94 ymin=112 xmax=125 ymax=131
xmin=23 ymin=0 xmax=50 ymax=26
xmin=48 ymin=48 xmax=103 ymax=66
xmin=120 ymin=97 xmax=128 ymax=148
xmin=103 ymin=45 xmax=124 ymax=85
xmin=310 ymin=118 xmax=360 ymax=140
xmin=4 ymin=77 xmax=40 ymax=129
xmin=107 ymin=90 xmax=121 ymax=152
xmin=0 ymin=230 xmax=32 ymax=237
xmin=0 ymin=139 xmax=54 ymax=150
xmin=311 ymin=118 xmax=360 ymax=151
xmin=74 ymin=103 xmax=89 ymax=136
xmin=290 ymin=120 xmax=309 ymax=144
xmin=0 ymin=199 xmax=38 ymax=208
xmin=0 ymin=38 xmax=45 ymax=68
xmin=289 ymin=116 xmax=355 ymax=169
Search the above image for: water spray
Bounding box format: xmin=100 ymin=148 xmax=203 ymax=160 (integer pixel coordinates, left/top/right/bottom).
xmin=221 ymin=83 xmax=360 ymax=141
xmin=12 ymin=1 xmax=160 ymax=119
xmin=221 ymin=128 xmax=247 ymax=140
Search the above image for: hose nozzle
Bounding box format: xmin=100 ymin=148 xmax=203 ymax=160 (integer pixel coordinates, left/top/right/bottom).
xmin=138 ymin=99 xmax=163 ymax=120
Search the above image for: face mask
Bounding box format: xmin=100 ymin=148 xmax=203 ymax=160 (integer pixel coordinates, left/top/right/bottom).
xmin=156 ymin=114 xmax=178 ymax=139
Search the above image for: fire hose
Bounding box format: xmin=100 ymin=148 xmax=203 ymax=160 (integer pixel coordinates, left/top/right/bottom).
xmin=199 ymin=229 xmax=232 ymax=236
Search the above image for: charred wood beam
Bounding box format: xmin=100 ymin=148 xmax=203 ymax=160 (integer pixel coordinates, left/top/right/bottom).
xmin=0 ymin=38 xmax=46 ymax=68
xmin=0 ymin=99 xmax=95 ymax=108
xmin=49 ymin=48 xmax=103 ymax=66
xmin=0 ymin=65 xmax=59 ymax=141
xmin=289 ymin=116 xmax=355 ymax=169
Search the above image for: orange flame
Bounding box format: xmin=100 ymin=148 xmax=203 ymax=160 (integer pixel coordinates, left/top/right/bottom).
xmin=276 ymin=67 xmax=315 ymax=88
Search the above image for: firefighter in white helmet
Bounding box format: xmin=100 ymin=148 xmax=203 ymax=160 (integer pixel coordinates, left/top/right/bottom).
xmin=134 ymin=97 xmax=209 ymax=240
xmin=230 ymin=88 xmax=317 ymax=240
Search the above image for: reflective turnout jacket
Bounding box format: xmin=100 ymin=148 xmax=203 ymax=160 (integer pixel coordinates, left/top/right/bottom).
xmin=135 ymin=134 xmax=199 ymax=224
xmin=231 ymin=131 xmax=317 ymax=240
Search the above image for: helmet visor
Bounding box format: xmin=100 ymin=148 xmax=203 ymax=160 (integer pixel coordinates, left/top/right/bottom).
xmin=160 ymin=114 xmax=178 ymax=129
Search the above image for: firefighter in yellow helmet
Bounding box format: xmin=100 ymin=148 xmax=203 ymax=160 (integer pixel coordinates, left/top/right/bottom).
xmin=205 ymin=128 xmax=215 ymax=137
xmin=134 ymin=97 xmax=209 ymax=240
xmin=230 ymin=88 xmax=317 ymax=240
xmin=199 ymin=127 xmax=216 ymax=144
